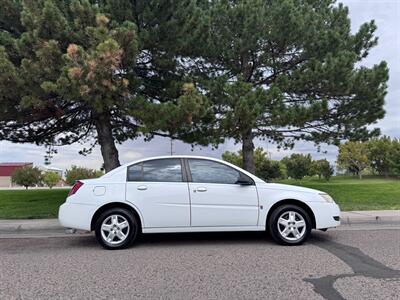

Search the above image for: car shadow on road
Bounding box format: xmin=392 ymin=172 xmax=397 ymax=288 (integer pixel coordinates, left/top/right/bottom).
xmin=66 ymin=229 xmax=338 ymax=249
xmin=65 ymin=231 xmax=272 ymax=249
xmin=139 ymin=231 xmax=271 ymax=246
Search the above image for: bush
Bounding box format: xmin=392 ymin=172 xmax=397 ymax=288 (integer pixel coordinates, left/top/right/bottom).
xmin=337 ymin=141 xmax=369 ymax=179
xmin=257 ymin=160 xmax=283 ymax=181
xmin=311 ymin=159 xmax=334 ymax=181
xmin=389 ymin=140 xmax=400 ymax=177
xmin=282 ymin=154 xmax=312 ymax=180
xmin=43 ymin=172 xmax=61 ymax=188
xmin=221 ymin=150 xmax=242 ymax=168
xmin=11 ymin=166 xmax=42 ymax=189
xmin=222 ymin=147 xmax=336 ymax=181
xmin=65 ymin=166 xmax=103 ymax=186
xmin=367 ymin=136 xmax=393 ymax=177
xmin=222 ymin=147 xmax=283 ymax=180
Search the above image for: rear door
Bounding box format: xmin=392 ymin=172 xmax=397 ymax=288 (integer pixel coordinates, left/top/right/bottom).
xmin=186 ymin=158 xmax=259 ymax=227
xmin=125 ymin=158 xmax=190 ymax=228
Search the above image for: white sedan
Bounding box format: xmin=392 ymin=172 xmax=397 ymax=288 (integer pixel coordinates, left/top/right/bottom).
xmin=59 ymin=156 xmax=340 ymax=249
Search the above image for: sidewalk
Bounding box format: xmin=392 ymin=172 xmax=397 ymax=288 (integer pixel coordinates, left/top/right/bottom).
xmin=0 ymin=210 xmax=399 ymax=235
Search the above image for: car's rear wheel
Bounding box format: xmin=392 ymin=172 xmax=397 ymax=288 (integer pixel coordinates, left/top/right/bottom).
xmin=95 ymin=208 xmax=138 ymax=250
xmin=268 ymin=204 xmax=311 ymax=245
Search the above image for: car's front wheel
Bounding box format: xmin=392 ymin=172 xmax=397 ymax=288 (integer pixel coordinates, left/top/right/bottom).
xmin=268 ymin=204 xmax=312 ymax=245
xmin=95 ymin=208 xmax=138 ymax=250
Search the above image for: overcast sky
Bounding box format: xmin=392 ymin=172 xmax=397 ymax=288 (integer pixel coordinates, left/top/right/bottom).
xmin=0 ymin=0 xmax=399 ymax=171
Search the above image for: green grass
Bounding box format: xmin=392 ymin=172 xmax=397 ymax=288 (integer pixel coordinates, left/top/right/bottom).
xmin=0 ymin=189 xmax=69 ymax=219
xmin=276 ymin=176 xmax=400 ymax=211
xmin=0 ymin=176 xmax=399 ymax=219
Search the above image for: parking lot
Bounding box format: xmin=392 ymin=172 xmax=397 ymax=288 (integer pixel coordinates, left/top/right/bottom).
xmin=0 ymin=225 xmax=399 ymax=299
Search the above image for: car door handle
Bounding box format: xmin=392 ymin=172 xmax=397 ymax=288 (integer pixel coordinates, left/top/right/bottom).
xmin=137 ymin=185 xmax=147 ymax=191
xmin=196 ymin=187 xmax=207 ymax=192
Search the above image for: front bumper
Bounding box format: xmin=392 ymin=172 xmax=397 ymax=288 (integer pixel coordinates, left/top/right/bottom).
xmin=58 ymin=202 xmax=97 ymax=231
xmin=309 ymin=202 xmax=341 ymax=229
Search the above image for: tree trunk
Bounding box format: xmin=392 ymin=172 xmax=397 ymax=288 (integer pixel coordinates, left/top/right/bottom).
xmin=358 ymin=172 xmax=362 ymax=180
xmin=94 ymin=112 xmax=121 ymax=173
xmin=242 ymin=128 xmax=256 ymax=174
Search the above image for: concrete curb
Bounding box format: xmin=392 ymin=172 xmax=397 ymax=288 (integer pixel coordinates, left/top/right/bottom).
xmin=0 ymin=219 xmax=62 ymax=232
xmin=0 ymin=219 xmax=91 ymax=237
xmin=340 ymin=210 xmax=400 ymax=226
xmin=0 ymin=210 xmax=399 ymax=233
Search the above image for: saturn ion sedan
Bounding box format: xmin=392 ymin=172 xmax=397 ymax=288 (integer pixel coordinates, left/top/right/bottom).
xmin=59 ymin=156 xmax=340 ymax=249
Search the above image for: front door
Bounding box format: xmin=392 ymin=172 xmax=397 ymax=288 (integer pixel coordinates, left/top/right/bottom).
xmin=125 ymin=158 xmax=190 ymax=228
xmin=187 ymin=158 xmax=259 ymax=227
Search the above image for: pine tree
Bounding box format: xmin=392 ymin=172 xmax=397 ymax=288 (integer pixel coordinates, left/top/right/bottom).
xmin=0 ymin=0 xmax=205 ymax=172
xmin=184 ymin=0 xmax=388 ymax=173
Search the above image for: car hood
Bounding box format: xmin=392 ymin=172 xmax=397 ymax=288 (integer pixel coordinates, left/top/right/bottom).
xmin=257 ymin=182 xmax=323 ymax=194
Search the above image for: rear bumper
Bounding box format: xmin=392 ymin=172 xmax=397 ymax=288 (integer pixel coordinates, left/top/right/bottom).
xmin=309 ymin=202 xmax=341 ymax=229
xmin=58 ymin=202 xmax=97 ymax=231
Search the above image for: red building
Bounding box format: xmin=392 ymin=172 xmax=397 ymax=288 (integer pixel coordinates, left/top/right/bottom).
xmin=0 ymin=162 xmax=33 ymax=187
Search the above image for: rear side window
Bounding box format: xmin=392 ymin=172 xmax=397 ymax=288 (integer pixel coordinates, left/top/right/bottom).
xmin=127 ymin=164 xmax=142 ymax=181
xmin=127 ymin=159 xmax=183 ymax=182
xmin=188 ymin=159 xmax=243 ymax=184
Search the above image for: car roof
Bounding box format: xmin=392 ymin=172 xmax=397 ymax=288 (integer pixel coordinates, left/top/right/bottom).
xmin=103 ymin=155 xmax=264 ymax=183
xmin=123 ymin=155 xmax=247 ymax=168
xmin=127 ymin=155 xmax=223 ymax=163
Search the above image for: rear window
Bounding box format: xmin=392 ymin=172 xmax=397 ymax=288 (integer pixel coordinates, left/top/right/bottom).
xmin=127 ymin=159 xmax=183 ymax=182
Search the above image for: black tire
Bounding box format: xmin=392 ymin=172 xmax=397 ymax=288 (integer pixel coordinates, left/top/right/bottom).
xmin=268 ymin=204 xmax=312 ymax=246
xmin=95 ymin=208 xmax=139 ymax=250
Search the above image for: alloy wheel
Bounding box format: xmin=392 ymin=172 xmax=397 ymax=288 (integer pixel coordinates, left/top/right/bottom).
xmin=277 ymin=211 xmax=306 ymax=242
xmin=100 ymin=214 xmax=130 ymax=246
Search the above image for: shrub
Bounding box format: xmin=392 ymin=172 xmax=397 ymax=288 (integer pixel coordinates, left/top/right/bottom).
xmin=65 ymin=166 xmax=103 ymax=186
xmin=11 ymin=166 xmax=42 ymax=189
xmin=222 ymin=147 xmax=283 ymax=180
xmin=311 ymin=159 xmax=334 ymax=181
xmin=257 ymin=160 xmax=283 ymax=181
xmin=282 ymin=154 xmax=312 ymax=180
xmin=337 ymin=141 xmax=369 ymax=179
xmin=43 ymin=172 xmax=61 ymax=189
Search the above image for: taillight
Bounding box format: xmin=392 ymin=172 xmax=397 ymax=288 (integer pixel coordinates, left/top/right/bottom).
xmin=68 ymin=181 xmax=84 ymax=196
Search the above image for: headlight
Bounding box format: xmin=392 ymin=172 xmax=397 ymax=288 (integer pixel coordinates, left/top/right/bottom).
xmin=319 ymin=193 xmax=334 ymax=203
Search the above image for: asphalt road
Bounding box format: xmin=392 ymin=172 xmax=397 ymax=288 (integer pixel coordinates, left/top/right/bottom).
xmin=0 ymin=227 xmax=399 ymax=300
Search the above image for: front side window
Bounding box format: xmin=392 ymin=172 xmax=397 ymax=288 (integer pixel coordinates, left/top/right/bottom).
xmin=127 ymin=159 xmax=183 ymax=182
xmin=188 ymin=159 xmax=249 ymax=184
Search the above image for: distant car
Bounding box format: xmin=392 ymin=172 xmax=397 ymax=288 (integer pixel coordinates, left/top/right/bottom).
xmin=59 ymin=156 xmax=340 ymax=249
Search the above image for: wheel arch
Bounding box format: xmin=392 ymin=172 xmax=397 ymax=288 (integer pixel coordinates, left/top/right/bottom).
xmin=91 ymin=202 xmax=143 ymax=232
xmin=266 ymin=199 xmax=316 ymax=229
